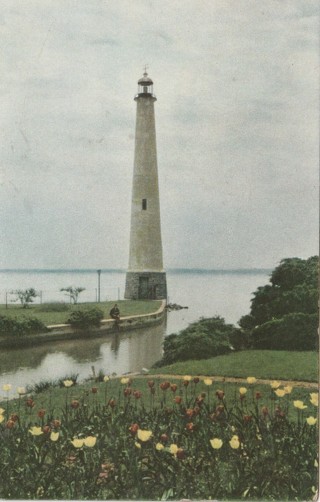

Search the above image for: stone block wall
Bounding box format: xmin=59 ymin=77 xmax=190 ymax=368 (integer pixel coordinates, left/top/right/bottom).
xmin=125 ymin=271 xmax=167 ymax=300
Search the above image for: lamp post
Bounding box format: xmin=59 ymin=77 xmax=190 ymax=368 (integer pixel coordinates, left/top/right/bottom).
xmin=97 ymin=269 xmax=101 ymax=303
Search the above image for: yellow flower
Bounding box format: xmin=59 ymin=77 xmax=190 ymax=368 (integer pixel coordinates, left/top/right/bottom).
xmin=283 ymin=385 xmax=293 ymax=394
xmin=135 ymin=442 xmax=141 ymax=449
xmin=137 ymin=429 xmax=152 ymax=442
xmin=210 ymin=438 xmax=223 ymax=449
xmin=229 ymin=435 xmax=240 ymax=449
xmin=71 ymin=438 xmax=84 ymax=448
xmin=50 ymin=431 xmax=59 ymax=442
xmin=63 ymin=380 xmax=74 ymax=388
xmin=270 ymin=381 xmax=281 ymax=389
xmin=0 ymin=415 xmax=4 ymax=424
xmin=156 ymin=443 xmax=164 ymax=451
xmin=0 ymin=408 xmax=5 ymax=414
xmin=84 ymin=436 xmax=97 ymax=447
xmin=274 ymin=389 xmax=286 ymax=398
xmin=183 ymin=375 xmax=192 ymax=381
xmin=103 ymin=376 xmax=110 ymax=382
xmin=120 ymin=377 xmax=130 ymax=385
xmin=203 ymin=378 xmax=213 ymax=386
xmin=310 ymin=393 xmax=318 ymax=407
xmin=293 ymin=400 xmax=307 ymax=410
xmin=239 ymin=387 xmax=247 ymax=395
xmin=246 ymin=377 xmax=256 ymax=384
xmin=2 ymin=384 xmax=12 ymax=392
xmin=306 ymin=416 xmax=317 ymax=426
xmin=29 ymin=426 xmax=43 ymax=436
xmin=17 ymin=387 xmax=26 ymax=395
xmin=169 ymin=444 xmax=179 ymax=455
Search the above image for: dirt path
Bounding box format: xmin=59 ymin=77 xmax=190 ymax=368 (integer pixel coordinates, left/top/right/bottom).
xmin=133 ymin=373 xmax=318 ymax=389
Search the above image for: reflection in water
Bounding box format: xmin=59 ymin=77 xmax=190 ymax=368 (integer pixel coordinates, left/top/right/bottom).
xmin=0 ymin=320 xmax=166 ymax=390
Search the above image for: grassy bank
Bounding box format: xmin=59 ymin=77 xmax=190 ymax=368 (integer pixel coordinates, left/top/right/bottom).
xmin=0 ymin=300 xmax=162 ymax=326
xmin=150 ymin=350 xmax=318 ymax=382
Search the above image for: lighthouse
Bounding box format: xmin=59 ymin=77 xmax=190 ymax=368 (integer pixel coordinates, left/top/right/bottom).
xmin=124 ymin=71 xmax=167 ymax=300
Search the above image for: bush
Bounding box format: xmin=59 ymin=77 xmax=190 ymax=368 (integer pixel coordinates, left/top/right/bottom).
xmin=0 ymin=315 xmax=48 ymax=336
xmin=67 ymin=307 xmax=104 ymax=330
xmin=251 ymin=313 xmax=318 ymax=351
xmin=157 ymin=317 xmax=239 ymax=366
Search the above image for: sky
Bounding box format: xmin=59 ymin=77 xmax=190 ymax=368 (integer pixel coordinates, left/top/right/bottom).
xmin=0 ymin=0 xmax=318 ymax=270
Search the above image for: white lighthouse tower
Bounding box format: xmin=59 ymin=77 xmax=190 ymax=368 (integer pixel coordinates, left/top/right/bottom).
xmin=124 ymin=70 xmax=167 ymax=300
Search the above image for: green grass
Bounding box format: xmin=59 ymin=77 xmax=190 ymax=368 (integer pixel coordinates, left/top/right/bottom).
xmin=0 ymin=300 xmax=162 ymax=326
xmin=150 ymin=350 xmax=319 ymax=382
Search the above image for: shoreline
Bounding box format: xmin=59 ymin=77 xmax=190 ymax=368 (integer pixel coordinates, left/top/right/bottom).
xmin=0 ymin=300 xmax=166 ymax=349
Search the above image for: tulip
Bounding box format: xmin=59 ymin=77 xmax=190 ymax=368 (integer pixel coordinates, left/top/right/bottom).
xmin=156 ymin=443 xmax=164 ymax=451
xmin=26 ymin=398 xmax=35 ymax=408
xmin=216 ymin=390 xmax=225 ymax=400
xmin=283 ymin=385 xmax=293 ymax=394
xmin=229 ymin=435 xmax=240 ymax=449
xmin=247 ymin=377 xmax=256 ymax=384
xmin=17 ymin=387 xmax=26 ymax=395
xmin=293 ymin=400 xmax=307 ymax=410
xmin=186 ymin=422 xmax=194 ymax=431
xmin=239 ymin=387 xmax=247 ymax=395
xmin=71 ymin=400 xmax=80 ymax=409
xmin=133 ymin=390 xmax=142 ymax=399
xmin=203 ymin=378 xmax=213 ymax=386
xmin=270 ymin=381 xmax=281 ymax=389
xmin=2 ymin=384 xmax=11 ymax=392
xmin=124 ymin=387 xmax=132 ymax=397
xmin=84 ymin=436 xmax=97 ymax=447
xmin=91 ymin=387 xmax=98 ymax=394
xmin=134 ymin=442 xmax=141 ymax=449
xmin=243 ymin=415 xmax=252 ymax=423
xmin=29 ymin=426 xmax=43 ymax=436
xmin=176 ymin=448 xmax=185 ymax=460
xmin=10 ymin=414 xmax=19 ymax=423
xmin=274 ymin=389 xmax=286 ymax=398
xmin=71 ymin=438 xmax=84 ymax=448
xmin=183 ymin=380 xmax=189 ymax=387
xmin=37 ymin=408 xmax=46 ymax=418
xmin=137 ymin=429 xmax=152 ymax=442
xmin=120 ymin=377 xmax=131 ymax=385
xmin=310 ymin=393 xmax=318 ymax=407
xmin=306 ymin=416 xmax=317 ymax=426
xmin=160 ymin=433 xmax=169 ymax=443
xmin=129 ymin=423 xmax=139 ymax=435
xmin=50 ymin=431 xmax=59 ymax=441
xmin=210 ymin=438 xmax=223 ymax=449
xmin=51 ymin=419 xmax=61 ymax=429
xmin=108 ymin=399 xmax=116 ymax=408
xmin=103 ymin=376 xmax=110 ymax=382
xmin=170 ymin=384 xmax=178 ymax=392
xmin=193 ymin=377 xmax=200 ymax=384
xmin=147 ymin=380 xmax=155 ymax=388
xmin=183 ymin=375 xmax=192 ymax=382
xmin=63 ymin=380 xmax=74 ymax=388
xmin=169 ymin=444 xmax=179 ymax=455
xmin=174 ymin=396 xmax=182 ymax=404
xmin=6 ymin=420 xmax=15 ymax=429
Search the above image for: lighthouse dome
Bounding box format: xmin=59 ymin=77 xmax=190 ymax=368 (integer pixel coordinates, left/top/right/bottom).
xmin=138 ymin=73 xmax=153 ymax=86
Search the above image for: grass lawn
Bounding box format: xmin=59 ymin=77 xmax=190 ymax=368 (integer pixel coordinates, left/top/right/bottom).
xmin=0 ymin=300 xmax=162 ymax=326
xmin=150 ymin=350 xmax=319 ymax=382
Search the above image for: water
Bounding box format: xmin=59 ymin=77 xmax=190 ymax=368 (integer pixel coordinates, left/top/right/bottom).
xmin=0 ymin=269 xmax=270 ymax=391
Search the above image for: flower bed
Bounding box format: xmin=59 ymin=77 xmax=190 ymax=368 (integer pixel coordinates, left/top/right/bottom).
xmin=0 ymin=376 xmax=318 ymax=500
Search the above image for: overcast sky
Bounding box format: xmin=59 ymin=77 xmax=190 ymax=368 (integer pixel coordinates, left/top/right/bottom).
xmin=0 ymin=0 xmax=318 ymax=270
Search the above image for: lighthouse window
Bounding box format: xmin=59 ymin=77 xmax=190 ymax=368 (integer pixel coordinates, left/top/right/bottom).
xmin=142 ymin=199 xmax=147 ymax=210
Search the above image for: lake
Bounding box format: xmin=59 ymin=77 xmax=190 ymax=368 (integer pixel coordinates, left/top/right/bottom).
xmin=0 ymin=269 xmax=270 ymax=390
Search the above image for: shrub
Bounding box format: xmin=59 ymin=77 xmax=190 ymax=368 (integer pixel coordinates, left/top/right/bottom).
xmin=0 ymin=315 xmax=48 ymax=336
xmin=67 ymin=307 xmax=104 ymax=329
xmin=251 ymin=312 xmax=318 ymax=351
xmin=157 ymin=317 xmax=239 ymax=366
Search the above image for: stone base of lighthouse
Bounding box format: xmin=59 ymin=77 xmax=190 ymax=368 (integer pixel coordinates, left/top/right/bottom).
xmin=124 ymin=271 xmax=167 ymax=300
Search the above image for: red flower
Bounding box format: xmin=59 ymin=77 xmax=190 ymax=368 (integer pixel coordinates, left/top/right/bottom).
xmin=160 ymin=381 xmax=170 ymax=391
xmin=37 ymin=408 xmax=46 ymax=418
xmin=129 ymin=423 xmax=139 ymax=435
xmin=255 ymin=391 xmax=262 ymax=400
xmin=6 ymin=420 xmax=15 ymax=429
xmin=147 ymin=380 xmax=155 ymax=388
xmin=170 ymin=384 xmax=178 ymax=393
xmin=160 ymin=433 xmax=169 ymax=443
xmin=26 ymin=398 xmax=35 ymax=408
xmin=91 ymin=387 xmax=98 ymax=394
xmin=261 ymin=406 xmax=269 ymax=417
xmin=216 ymin=390 xmax=225 ymax=400
xmin=42 ymin=425 xmax=51 ymax=434
xmin=71 ymin=400 xmax=80 ymax=409
xmin=108 ymin=399 xmax=116 ymax=408
xmin=193 ymin=377 xmax=200 ymax=384
xmin=51 ymin=419 xmax=61 ymax=429
xmin=133 ymin=390 xmax=142 ymax=399
xmin=195 ymin=395 xmax=204 ymax=405
xmin=183 ymin=380 xmax=189 ymax=387
xmin=10 ymin=414 xmax=19 ymax=423
xmin=174 ymin=396 xmax=182 ymax=404
xmin=185 ymin=408 xmax=194 ymax=418
xmin=243 ymin=415 xmax=252 ymax=423
xmin=124 ymin=387 xmax=132 ymax=397
xmin=186 ymin=422 xmax=195 ymax=431
xmin=176 ymin=448 xmax=185 ymax=460
xmin=165 ymin=407 xmax=173 ymax=415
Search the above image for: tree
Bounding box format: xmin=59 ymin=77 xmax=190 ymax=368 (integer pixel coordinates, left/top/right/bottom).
xmin=60 ymin=287 xmax=85 ymax=304
xmin=12 ymin=288 xmax=38 ymax=308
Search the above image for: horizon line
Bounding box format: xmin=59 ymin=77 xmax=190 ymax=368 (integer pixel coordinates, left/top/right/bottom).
xmin=0 ymin=267 xmax=272 ymax=273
